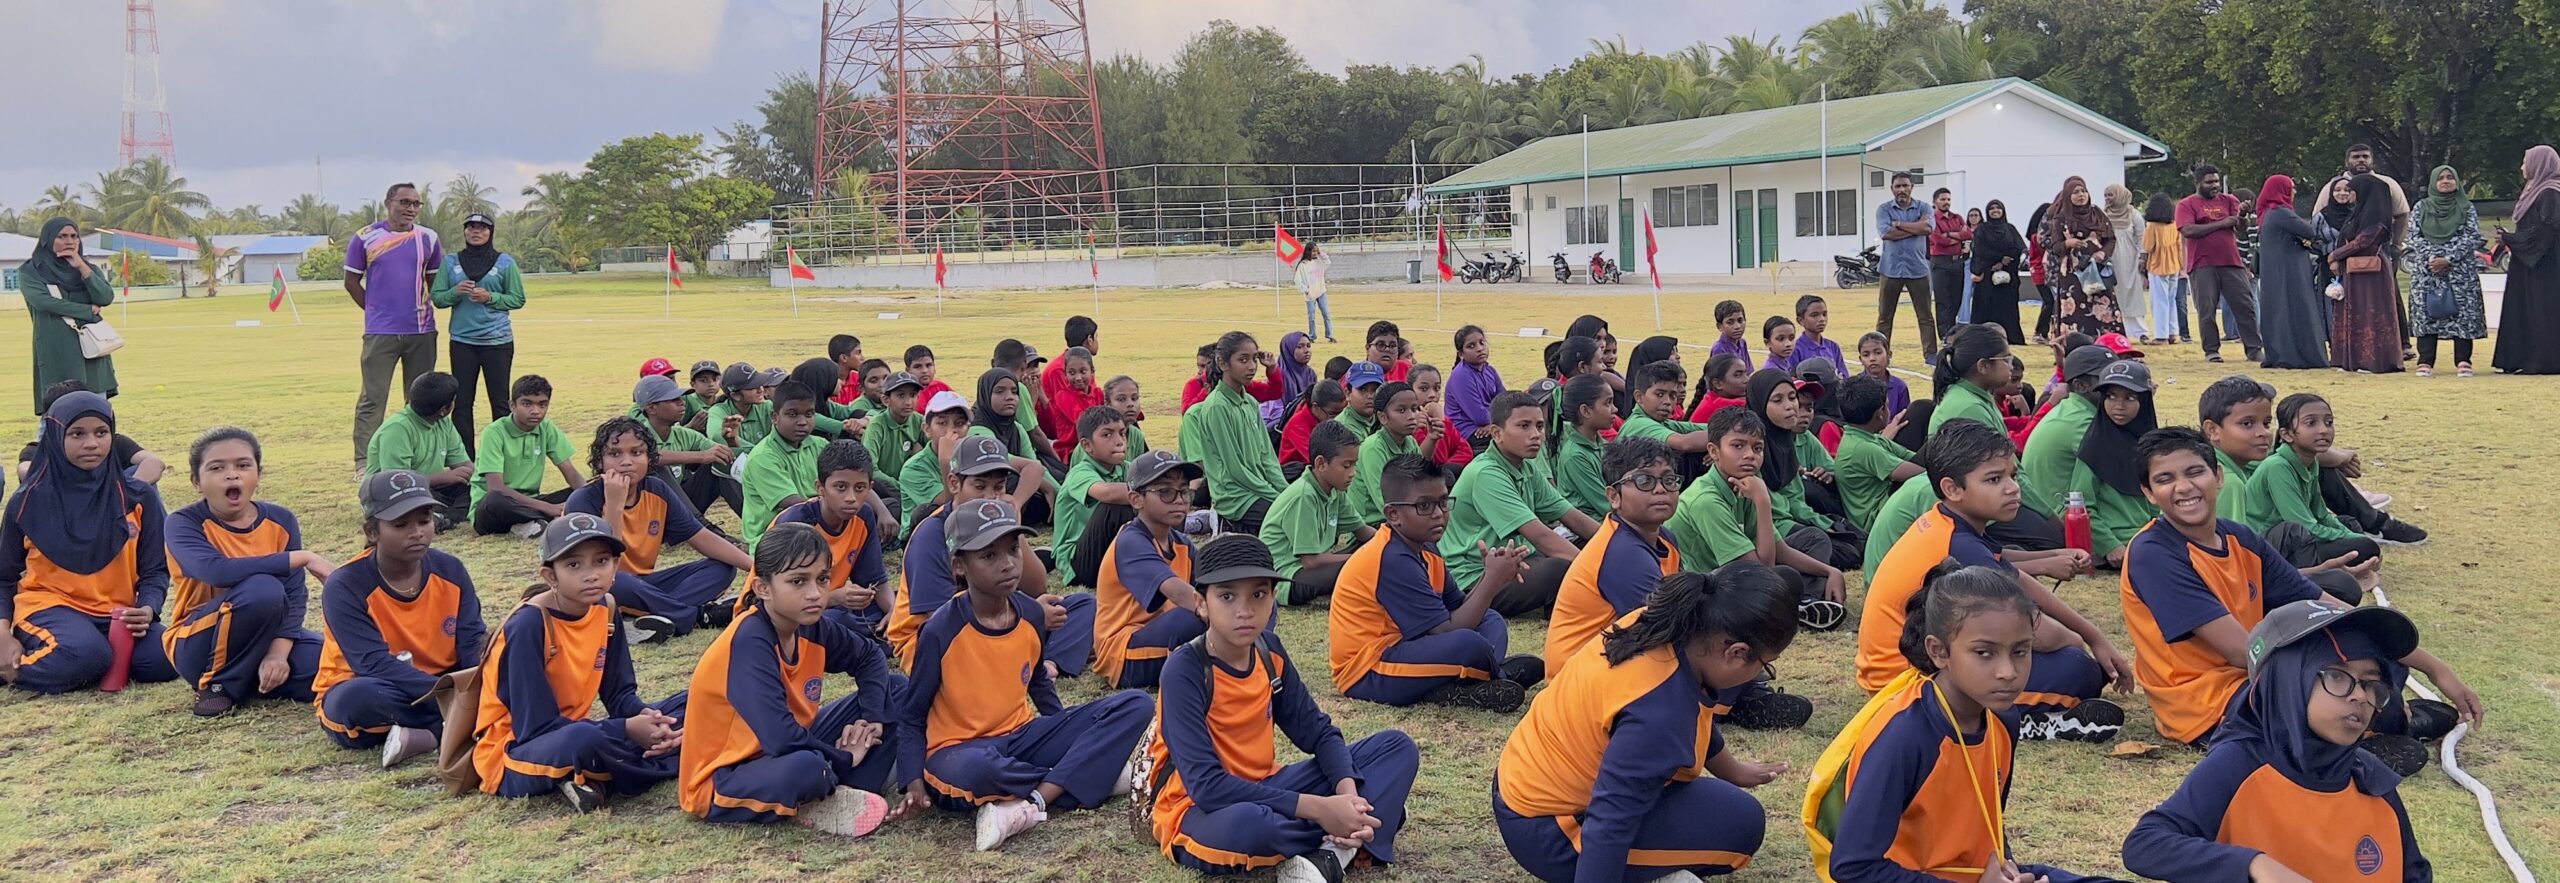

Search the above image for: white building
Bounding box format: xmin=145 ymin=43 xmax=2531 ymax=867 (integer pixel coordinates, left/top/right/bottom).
xmin=1426 ymin=78 xmax=2168 ymax=277
xmin=0 ymin=232 xmax=118 ymax=291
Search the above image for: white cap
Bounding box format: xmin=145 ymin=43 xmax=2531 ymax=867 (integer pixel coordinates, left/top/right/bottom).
xmin=924 ymin=390 xmax=968 ymax=416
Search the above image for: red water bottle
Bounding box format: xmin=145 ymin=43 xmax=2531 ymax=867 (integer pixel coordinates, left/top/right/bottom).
xmin=100 ymin=607 xmax=136 ymax=692
xmin=2061 ymin=491 xmax=2094 ymax=573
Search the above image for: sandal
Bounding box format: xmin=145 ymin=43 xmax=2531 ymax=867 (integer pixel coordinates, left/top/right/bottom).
xmin=2416 ymin=364 xmax=2433 ymax=378
xmin=2458 ymin=361 xmax=2475 ymax=378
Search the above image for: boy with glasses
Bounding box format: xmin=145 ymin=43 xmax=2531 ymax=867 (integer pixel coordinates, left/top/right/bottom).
xmin=1327 ymin=454 xmax=1543 ymax=711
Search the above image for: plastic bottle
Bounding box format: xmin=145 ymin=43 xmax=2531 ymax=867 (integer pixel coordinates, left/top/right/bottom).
xmin=2062 ymin=491 xmax=2094 ymax=572
xmin=101 ymin=608 xmax=135 ymax=692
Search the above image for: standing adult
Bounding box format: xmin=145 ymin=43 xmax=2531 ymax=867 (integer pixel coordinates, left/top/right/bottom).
xmin=1967 ymin=200 xmax=2026 ymax=344
xmin=2404 ymin=166 xmax=2487 ymax=378
xmin=2254 ymin=174 xmax=2331 ymax=369
xmin=2312 ymin=144 xmax=2411 ymax=246
xmin=2494 ymin=145 xmax=2560 ymax=374
xmin=1296 ymin=242 xmax=1333 ymax=343
xmin=2025 ymin=202 xmax=2054 ymax=343
xmin=2177 ymin=165 xmax=2263 ymax=363
xmin=345 ymin=183 xmax=444 ymax=473
xmin=2042 ymin=175 xmax=2122 ymax=340
xmin=1872 ymin=172 xmax=1937 ymax=356
xmin=431 ymin=213 xmax=523 ymax=457
xmin=2102 ymin=184 xmax=2150 ymax=341
xmin=16 ymin=218 xmax=117 ymax=412
xmin=1927 ymin=188 xmax=1972 ymax=340
xmin=2323 ymin=173 xmax=2405 ymax=373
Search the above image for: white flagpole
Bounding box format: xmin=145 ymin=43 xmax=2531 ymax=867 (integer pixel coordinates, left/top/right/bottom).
xmin=1412 ymin=141 xmax=1424 ymax=277
xmin=1582 ymin=114 xmax=1591 ymax=265
xmin=662 ymin=246 xmax=672 ymax=318
xmin=1820 ymin=81 xmax=1830 ymax=246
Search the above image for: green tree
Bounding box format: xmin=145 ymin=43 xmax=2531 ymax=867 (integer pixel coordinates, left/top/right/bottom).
xmin=280 ymin=194 xmax=341 ymax=235
xmin=1425 ymin=55 xmax=1529 ymax=163
xmin=568 ymin=132 xmax=775 ymax=271
xmin=31 ymin=185 xmax=89 ymax=225
xmin=1883 ymin=19 xmax=2032 ymax=90
xmin=1964 ymin=0 xmax=2148 ymax=120
xmin=295 ymin=241 xmax=343 ymax=282
xmin=430 ymin=174 xmax=497 ymax=236
xmin=114 ymin=248 xmax=171 ymax=285
xmin=94 ymin=157 xmax=208 ymax=238
xmin=1095 ymin=55 xmax=1172 ymax=168
xmin=188 ymin=234 xmax=242 ymax=296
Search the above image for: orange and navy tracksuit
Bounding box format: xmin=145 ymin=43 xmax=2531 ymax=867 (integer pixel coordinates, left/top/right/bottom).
xmin=1826 ymin=676 xmax=2104 ymax=882
xmin=901 ymin=591 xmax=1149 ymax=812
xmin=1494 ymin=613 xmax=1763 ymax=882
xmin=2123 ymin=739 xmax=2428 ymax=881
xmin=2118 ymin=517 xmax=2323 ymax=745
xmin=1327 ymin=529 xmax=1506 ymax=706
xmin=1149 ymin=636 xmax=1418 ymax=874
xmin=1855 ymin=504 xmax=2102 ymax=713
xmin=0 ymin=495 xmax=177 ymax=694
xmin=163 ymin=500 xmax=322 ymax=704
xmin=473 ymin=599 xmax=686 ymax=798
xmin=1543 ymin=514 xmax=1680 ymax=675
xmin=1093 ymin=519 xmax=1198 ymax=688
xmin=678 ymin=609 xmax=907 ymax=823
xmin=313 ymin=549 xmax=486 ymax=747
xmin=566 ymin=476 xmax=736 ymax=636
xmin=762 ymin=498 xmax=890 ymax=634
xmin=891 ymin=504 xmax=1093 ymax=676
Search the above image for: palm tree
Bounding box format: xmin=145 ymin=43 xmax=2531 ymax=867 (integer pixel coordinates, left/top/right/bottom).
xmin=1425 ymin=54 xmax=1529 ymax=164
xmin=1701 ymin=34 xmax=1812 ymax=113
xmin=432 ymin=173 xmax=498 ymax=233
xmin=188 ymin=234 xmax=242 ymax=297
xmin=1588 ymin=64 xmax=1668 ymax=130
xmin=1883 ymin=20 xmax=2033 ymax=90
xmin=1513 ymin=84 xmax=1587 ymax=139
xmin=96 ymin=157 xmax=209 ymax=238
xmin=518 ymin=171 xmax=580 ymax=240
xmin=280 ymin=194 xmax=340 ymax=235
xmin=1799 ymin=6 xmax=1887 ymax=97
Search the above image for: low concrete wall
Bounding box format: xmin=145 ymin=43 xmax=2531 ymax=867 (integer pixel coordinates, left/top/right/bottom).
xmin=774 ymin=240 xmax=1504 ymax=290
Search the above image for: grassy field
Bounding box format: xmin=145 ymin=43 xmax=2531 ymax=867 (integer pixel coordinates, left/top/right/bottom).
xmin=0 ymin=272 xmax=2551 ymax=881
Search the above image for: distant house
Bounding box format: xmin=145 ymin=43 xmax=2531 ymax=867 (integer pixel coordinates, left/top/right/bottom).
xmin=0 ymin=232 xmax=117 ymax=290
xmin=234 ymin=234 xmax=331 ymax=282
xmin=86 ymin=228 xmax=199 ymax=281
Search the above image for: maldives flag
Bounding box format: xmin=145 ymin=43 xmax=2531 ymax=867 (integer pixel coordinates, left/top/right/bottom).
xmin=118 ymin=253 xmax=131 ymax=300
xmin=1643 ymin=207 xmax=1662 ymax=290
xmin=1274 ymin=223 xmax=1304 ymax=264
xmin=266 ymin=266 xmax=287 ymax=311
xmin=1434 ymin=221 xmax=1453 ymax=282
xmin=933 ymin=247 xmax=948 ymax=289
xmin=786 ymin=245 xmax=816 ymax=281
xmin=665 ymin=246 xmax=683 ymax=288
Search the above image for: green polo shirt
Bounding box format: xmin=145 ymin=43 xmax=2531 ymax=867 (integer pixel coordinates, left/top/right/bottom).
xmin=1929 ymin=379 xmax=2047 ymax=516
xmin=1445 ymin=450 xmax=1573 ymax=588
xmin=741 ymin=431 xmax=824 ymax=547
xmin=2065 ymin=460 xmax=2160 ymax=557
xmin=1550 ymin=430 xmax=1609 ymax=522
xmin=1771 ymin=432 xmax=1833 ymax=534
xmin=813 ymin=398 xmax=862 ymax=440
xmin=649 ymin=420 xmax=717 ymax=479
xmin=1259 ymin=472 xmax=1353 ymax=587
xmin=1334 ymin=408 xmax=1378 ymax=440
xmin=472 ymin=418 xmax=575 ymax=510
xmin=1864 ymin=477 xmax=1939 ymax=568
xmin=365 ymin=409 xmax=470 ymax=477
xmin=2214 ymin=449 xmax=2259 ymax=523
xmin=1666 ymin=467 xmax=1759 ymax=569
xmin=1054 ymin=456 xmax=1125 ymax=585
xmin=896 ymin=440 xmax=947 ymax=538
xmin=2246 ymin=444 xmax=2357 ymax=542
xmin=1347 ymin=429 xmax=1422 ymax=526
xmin=863 ymin=410 xmax=925 ymax=489
xmin=1619 ymin=409 xmax=1707 ymax=444
xmin=2019 ymin=394 xmax=2097 ymax=515
xmin=628 ymin=397 xmax=706 ymax=427
xmin=706 ymin=399 xmax=774 ymax=458
xmin=1076 ymin=422 xmax=1152 ymax=471
xmin=1180 ymin=384 xmax=1288 ymax=522
xmin=1833 ymin=425 xmax=1915 ymax=531
xmin=965 ymin=420 xmax=1036 ymax=456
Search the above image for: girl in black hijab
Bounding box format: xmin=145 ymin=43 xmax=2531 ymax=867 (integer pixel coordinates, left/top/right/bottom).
xmin=1968 ymin=199 xmax=2027 ymax=344
xmin=0 ymin=391 xmax=175 ymax=693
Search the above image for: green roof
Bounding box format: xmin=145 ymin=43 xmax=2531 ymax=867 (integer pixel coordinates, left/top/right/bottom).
xmin=1426 ymin=78 xmax=2162 ymax=194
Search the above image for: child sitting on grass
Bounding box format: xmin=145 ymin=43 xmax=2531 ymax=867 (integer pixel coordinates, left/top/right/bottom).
xmin=1259 ymin=421 xmax=1373 ymax=608
xmin=1328 ymin=455 xmax=1542 ymax=711
xmin=165 ymin=427 xmax=330 ymax=717
xmin=762 ymin=440 xmax=892 ymax=634
xmin=739 ymin=381 xmax=827 ymax=548
xmin=1348 ymin=381 xmax=1434 ymax=527
xmin=313 ymin=470 xmax=488 ymax=766
xmin=363 ymin=372 xmax=475 ymax=530
xmin=472 ymin=375 xmax=586 ymax=538
xmin=1791 ymin=294 xmax=1844 ymax=373
xmin=1854 ymin=331 xmax=1911 ymax=427
xmin=1684 ymin=353 xmax=1753 ymax=423
xmin=1054 ymin=407 xmax=1133 ymax=588
xmin=567 ymin=418 xmax=753 ymax=643
xmin=0 ymin=392 xmax=174 ymax=695
xmin=1829 ymin=376 xmax=1922 ymax=533
xmin=2198 ymin=377 xmax=2372 ymax=601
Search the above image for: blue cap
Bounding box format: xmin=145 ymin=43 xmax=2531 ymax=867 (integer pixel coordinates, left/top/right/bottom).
xmin=1345 ymin=362 xmax=1386 ymax=389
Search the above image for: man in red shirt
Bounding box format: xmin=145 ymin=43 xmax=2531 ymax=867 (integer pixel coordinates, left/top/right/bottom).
xmin=2174 ymin=164 xmax=2262 ymax=364
xmin=1926 ymin=187 xmax=1972 ymax=344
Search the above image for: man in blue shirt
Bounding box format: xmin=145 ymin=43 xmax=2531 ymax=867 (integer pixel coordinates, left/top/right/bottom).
xmin=1872 ymin=172 xmax=1938 ymax=358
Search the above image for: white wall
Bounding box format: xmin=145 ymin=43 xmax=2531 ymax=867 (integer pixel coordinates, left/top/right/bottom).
xmin=1939 ymin=97 xmax=2133 ymax=232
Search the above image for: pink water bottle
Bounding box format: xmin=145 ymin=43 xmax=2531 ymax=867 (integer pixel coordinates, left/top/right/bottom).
xmin=100 ymin=608 xmax=136 ymax=692
xmin=2061 ymin=492 xmax=2094 ymax=573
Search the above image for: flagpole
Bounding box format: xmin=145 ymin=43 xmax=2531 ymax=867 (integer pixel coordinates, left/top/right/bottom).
xmin=662 ymin=245 xmax=672 ymax=318
xmin=1581 ymin=114 xmax=1591 ymax=261
xmin=287 ymin=283 xmax=302 ymax=324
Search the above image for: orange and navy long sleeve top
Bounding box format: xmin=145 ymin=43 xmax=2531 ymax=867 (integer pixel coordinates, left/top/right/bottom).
xmin=2123 ymin=741 xmax=2429 ymax=882
xmin=0 ymin=493 xmax=166 ymax=624
xmin=312 ymin=550 xmax=486 ymax=701
xmin=473 ymin=600 xmax=647 ymax=791
xmin=564 ymin=476 xmax=708 ymax=576
xmin=1095 ymin=519 xmax=1192 ymax=682
xmin=1147 ymin=637 xmax=1356 ymax=857
xmin=887 ymin=504 xmax=957 ymax=663
xmin=1856 ymin=504 xmax=2007 ymax=692
xmin=1326 ymin=530 xmax=1473 ymax=691
xmin=898 ymin=591 xmax=1061 ymax=791
xmin=1827 ymin=677 xmax=2016 ymax=883
xmin=679 ymin=611 xmax=901 ymax=817
xmin=164 ymin=500 xmax=310 ymax=631
xmin=1543 ymin=514 xmax=1680 ymax=675
xmin=768 ymin=499 xmax=888 ymax=593
xmin=2117 ymin=518 xmax=2323 ymax=744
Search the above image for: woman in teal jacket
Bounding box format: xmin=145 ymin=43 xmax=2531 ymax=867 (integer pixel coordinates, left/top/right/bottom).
xmin=17 ymin=218 xmax=117 ymax=413
xmin=431 ymin=213 xmax=525 ymax=455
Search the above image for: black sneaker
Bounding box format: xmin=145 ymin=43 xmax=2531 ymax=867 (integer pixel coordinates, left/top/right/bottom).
xmin=2375 ymin=520 xmax=2428 ymax=546
xmin=1797 ymin=599 xmax=1848 ymax=631
xmin=191 ymin=690 xmax=236 ymax=718
xmin=1726 ymin=690 xmax=1813 ymax=731
xmin=700 ymin=598 xmax=737 ymax=629
xmin=1426 ymin=678 xmax=1525 ymax=713
xmin=2364 ymin=733 xmax=2429 ymax=777
xmin=432 ymin=513 xmax=458 ymax=534
xmin=1498 ymin=654 xmax=1546 ymax=690
xmin=2019 ymin=698 xmax=2125 ymax=743
xmin=626 ymin=614 xmax=678 ymax=645
xmin=2405 ymin=698 xmax=2458 ymax=741
xmin=2206 ymin=353 xmax=2225 ymax=363
xmin=557 ymin=779 xmax=605 ymax=814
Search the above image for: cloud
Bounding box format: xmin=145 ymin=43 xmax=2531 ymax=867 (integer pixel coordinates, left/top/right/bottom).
xmin=590 ymin=0 xmax=729 ymax=73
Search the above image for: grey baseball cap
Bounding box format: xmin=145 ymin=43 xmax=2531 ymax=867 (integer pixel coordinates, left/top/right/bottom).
xmin=2063 ymin=345 xmax=2116 ymax=383
xmin=633 ymin=374 xmax=685 ymax=406
xmin=539 ymin=512 xmax=627 ymax=564
xmin=2245 ymin=600 xmax=2419 ymax=678
xmin=948 ymin=434 xmax=1017 ymax=477
xmin=689 ymin=359 xmax=723 ymax=379
xmin=720 ymin=362 xmax=759 ymax=390
xmin=883 ymin=371 xmax=925 ymax=394
xmin=946 ymin=498 xmax=1034 ymax=553
xmin=1794 ymin=356 xmax=1842 ymax=387
xmin=359 ymin=470 xmax=440 ymax=521
xmin=754 ymin=367 xmax=790 ymax=387
xmin=2093 ymin=359 xmax=2155 ymax=393
xmin=1126 ymin=449 xmax=1202 ymax=489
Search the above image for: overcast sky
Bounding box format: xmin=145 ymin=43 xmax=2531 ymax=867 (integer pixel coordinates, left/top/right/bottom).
xmin=0 ymin=0 xmax=1858 ymax=216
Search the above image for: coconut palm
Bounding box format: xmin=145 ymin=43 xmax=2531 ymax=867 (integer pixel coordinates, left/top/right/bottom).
xmin=1587 ymin=65 xmax=1667 ymax=130
xmin=1425 ymin=54 xmax=1530 ymax=164
xmin=95 ymin=157 xmax=208 ymax=238
xmin=188 ymin=234 xmax=242 ymax=297
xmin=1884 ymin=20 xmax=2033 ymax=90
xmin=31 ymin=185 xmax=90 ymax=224
xmin=1513 ymin=84 xmax=1587 ymax=139
xmin=1702 ymin=34 xmax=1813 ymax=113
xmin=432 ymin=173 xmax=498 ymax=234
xmin=1799 ymin=5 xmax=1889 ymax=97
xmin=280 ymin=194 xmax=341 ymax=235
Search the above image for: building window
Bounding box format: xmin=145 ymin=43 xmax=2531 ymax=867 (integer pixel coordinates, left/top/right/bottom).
xmin=1565 ymin=205 xmax=1610 ymax=245
xmin=1869 ymin=169 xmax=1887 ymax=189
xmin=1649 ymin=184 xmax=1719 ymax=228
xmin=1909 ymin=167 xmax=1926 ymax=184
xmin=1 ymin=268 xmax=13 ymax=290
xmin=1545 ymin=195 xmax=1558 ymax=210
xmin=1794 ymin=190 xmax=1857 ymax=237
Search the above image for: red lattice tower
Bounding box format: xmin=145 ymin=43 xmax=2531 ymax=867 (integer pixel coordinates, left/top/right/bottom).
xmin=815 ymin=0 xmax=1110 ymax=247
xmin=121 ymin=0 xmax=176 ymax=168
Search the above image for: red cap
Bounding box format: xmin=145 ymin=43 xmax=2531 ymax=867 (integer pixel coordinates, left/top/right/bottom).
xmin=639 ymin=357 xmax=678 ymax=378
xmin=2095 ymin=332 xmax=2145 ymax=359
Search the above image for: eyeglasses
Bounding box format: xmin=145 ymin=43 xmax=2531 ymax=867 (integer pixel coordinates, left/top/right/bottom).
xmin=391 ymin=199 xmax=424 ymax=208
xmin=1385 ymin=498 xmax=1448 ymax=516
xmin=1141 ymin=485 xmax=1190 ymax=504
xmin=2316 ymin=667 xmax=2392 ymax=705
xmin=1614 ymin=473 xmax=1685 ymax=493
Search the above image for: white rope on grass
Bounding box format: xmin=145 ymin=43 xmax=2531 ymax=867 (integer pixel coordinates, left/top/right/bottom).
xmin=2369 ymin=585 xmax=2538 ymax=883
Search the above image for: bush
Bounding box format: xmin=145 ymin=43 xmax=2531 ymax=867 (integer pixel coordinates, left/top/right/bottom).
xmin=296 ymin=241 xmax=343 ymax=282
xmin=111 ymin=249 xmax=170 ymax=286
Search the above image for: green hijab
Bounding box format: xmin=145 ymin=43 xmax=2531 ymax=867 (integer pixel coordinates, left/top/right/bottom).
xmin=2416 ymin=164 xmax=2471 ymax=243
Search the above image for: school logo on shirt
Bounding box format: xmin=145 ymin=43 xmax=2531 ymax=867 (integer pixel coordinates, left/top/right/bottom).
xmin=647 ymin=519 xmax=662 ymax=537
xmin=803 ymin=677 xmax=823 ymax=701
xmin=2355 ymin=835 xmax=2383 ymax=874
xmin=442 ymin=616 xmax=459 ymax=636
xmin=1019 ymin=663 xmax=1034 ymax=685
xmin=594 ymin=648 xmax=610 ymax=671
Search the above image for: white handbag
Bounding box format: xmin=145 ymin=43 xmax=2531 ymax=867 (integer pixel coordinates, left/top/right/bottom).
xmin=48 ymin=285 xmax=124 ymax=359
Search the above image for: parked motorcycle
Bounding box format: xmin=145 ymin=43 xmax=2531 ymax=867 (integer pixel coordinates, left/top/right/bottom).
xmin=1833 ymin=246 xmax=1881 ymax=289
xmin=1550 ymin=251 xmax=1574 ymax=283
xmin=1588 ymin=251 xmax=1625 ymax=284
xmin=1486 ymin=252 xmax=1526 ymax=283
xmin=1457 ymin=251 xmax=1498 ymax=284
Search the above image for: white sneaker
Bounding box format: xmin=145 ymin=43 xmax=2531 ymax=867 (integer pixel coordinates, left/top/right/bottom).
xmin=2362 ymin=489 xmax=2394 ymax=512
xmin=797 ymin=786 xmax=890 ymax=838
xmin=510 ymin=519 xmax=548 ymax=539
xmin=1655 ymin=873 xmax=1706 ymax=883
xmin=1112 ymin=745 xmax=1142 ymax=798
xmin=380 ymin=724 xmax=437 ymax=769
xmin=972 ymin=798 xmax=1045 ymax=851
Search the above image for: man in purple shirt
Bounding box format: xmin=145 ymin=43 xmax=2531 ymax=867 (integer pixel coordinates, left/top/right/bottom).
xmin=345 ymin=182 xmax=444 ymax=471
xmin=2175 ymin=164 xmax=2262 ymax=364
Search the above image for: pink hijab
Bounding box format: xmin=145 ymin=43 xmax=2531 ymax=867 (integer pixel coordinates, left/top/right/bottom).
xmin=2519 ymin=145 xmax=2560 ymax=218
xmin=2256 ymin=174 xmax=2294 ymax=216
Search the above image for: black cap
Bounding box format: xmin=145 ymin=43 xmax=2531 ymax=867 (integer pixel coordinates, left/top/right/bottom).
xmin=1795 ymin=356 xmax=1842 ymax=387
xmin=883 ymin=371 xmax=924 ymax=393
xmin=690 ymin=359 xmax=722 ymax=379
xmin=1525 ymin=377 xmax=1561 ymax=402
xmin=1125 ymin=449 xmax=1202 ymax=489
xmin=2245 ymin=600 xmax=2419 ymax=678
xmin=633 ymin=374 xmax=684 ymax=406
xmin=539 ymin=512 xmax=627 ymax=563
xmin=1191 ymin=534 xmax=1289 ymax=588
xmin=946 ymin=498 xmax=1033 ymax=553
xmin=359 ymin=470 xmax=440 ymax=521
xmin=754 ymin=367 xmax=790 ymax=387
xmin=463 ymin=212 xmax=494 ymax=228
xmin=2063 ymin=345 xmax=2116 ymax=383
xmin=720 ymin=362 xmax=758 ymax=390
xmin=2093 ymin=359 xmax=2155 ymax=393
xmin=948 ymin=435 xmax=1016 ymax=476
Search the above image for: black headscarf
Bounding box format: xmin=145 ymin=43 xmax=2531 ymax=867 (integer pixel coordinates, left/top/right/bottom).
xmin=2318 ymin=179 xmax=2357 ymax=232
xmin=1628 ymin=336 xmax=1679 ymax=374
xmin=456 ymin=218 xmax=501 ymax=281
xmin=971 ymin=368 xmax=1026 ymax=455
xmin=1969 ymin=200 xmax=2023 ymax=275
xmin=1746 ymin=369 xmax=1801 ymax=492
xmin=8 ymin=392 xmax=150 ymax=574
xmin=2076 ymin=383 xmax=2157 ymax=497
xmin=2339 ymin=173 xmax=2397 ymax=241
xmin=2216 ymin=623 xmax=2409 ymax=795
xmin=788 ymin=358 xmax=842 ymax=409
xmin=23 ymin=218 xmax=94 ymax=292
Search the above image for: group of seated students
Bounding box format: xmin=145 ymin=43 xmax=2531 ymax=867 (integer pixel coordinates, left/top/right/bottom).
xmin=0 ymin=303 xmax=2484 ymax=882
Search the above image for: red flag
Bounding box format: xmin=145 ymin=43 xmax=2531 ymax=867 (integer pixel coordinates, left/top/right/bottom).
xmin=1434 ymin=222 xmax=1453 ymax=282
xmin=118 ymin=252 xmax=131 ymax=300
xmin=266 ymin=266 xmax=288 ymax=311
xmin=786 ymin=245 xmax=816 ymax=281
xmin=1274 ymin=223 xmax=1305 ymax=264
xmin=665 ymin=246 xmax=684 ymax=288
xmin=1642 ymin=207 xmax=1662 ymax=290
xmin=933 ymin=248 xmax=949 ymax=289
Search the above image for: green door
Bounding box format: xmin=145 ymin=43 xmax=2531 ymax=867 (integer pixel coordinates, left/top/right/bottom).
xmin=1618 ymin=197 xmax=1637 ymax=271
xmin=1756 ymin=188 xmax=1779 ymax=264
xmin=1734 ymin=190 xmax=1758 ymax=270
